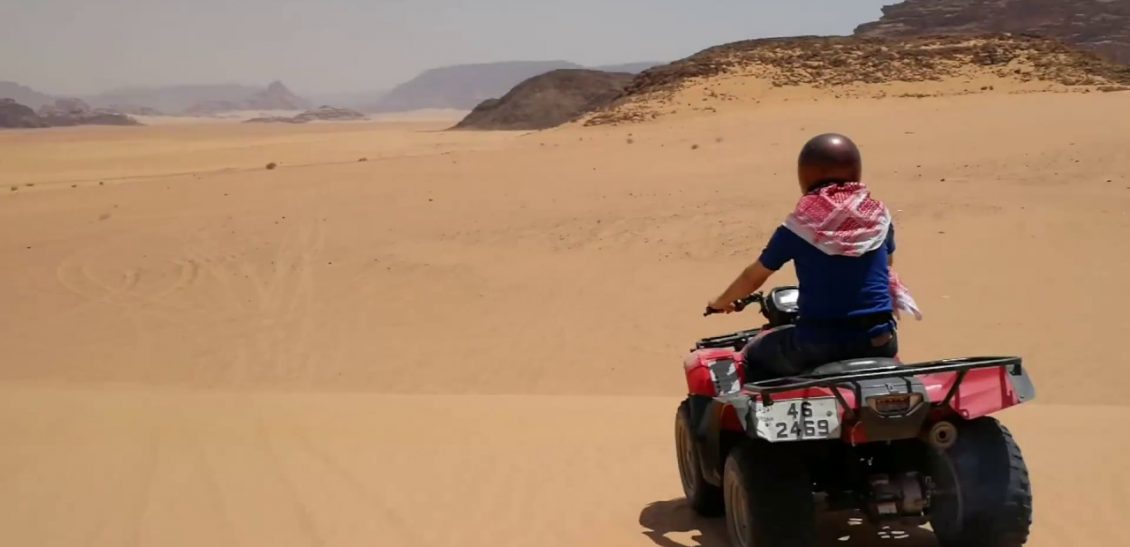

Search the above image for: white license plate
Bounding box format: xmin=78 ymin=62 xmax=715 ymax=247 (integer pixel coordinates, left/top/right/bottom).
xmin=754 ymin=397 xmax=841 ymax=442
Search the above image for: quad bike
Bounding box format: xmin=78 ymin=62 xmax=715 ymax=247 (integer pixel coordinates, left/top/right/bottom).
xmin=676 ymin=286 xmax=1035 ymax=547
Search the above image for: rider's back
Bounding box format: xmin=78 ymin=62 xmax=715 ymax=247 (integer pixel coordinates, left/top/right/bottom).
xmin=759 ymin=223 xmax=896 ymax=340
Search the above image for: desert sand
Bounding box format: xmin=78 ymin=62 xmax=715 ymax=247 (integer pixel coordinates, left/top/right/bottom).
xmin=2 ymin=86 xmax=1129 ymax=547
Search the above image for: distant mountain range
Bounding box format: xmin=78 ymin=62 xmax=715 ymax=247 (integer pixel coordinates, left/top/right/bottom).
xmin=2 ymin=60 xmax=661 ymax=116
xmin=85 ymin=81 xmax=309 ymax=115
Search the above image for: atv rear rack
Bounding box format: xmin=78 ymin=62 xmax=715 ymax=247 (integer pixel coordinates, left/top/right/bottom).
xmin=743 ymin=356 xmax=1024 ymax=417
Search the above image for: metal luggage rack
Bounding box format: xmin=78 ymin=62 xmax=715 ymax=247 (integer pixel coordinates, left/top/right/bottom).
xmin=741 ymin=356 xmax=1024 ymax=415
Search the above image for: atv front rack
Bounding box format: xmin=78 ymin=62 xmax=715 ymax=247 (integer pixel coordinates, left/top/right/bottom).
xmin=743 ymin=356 xmax=1024 ymax=417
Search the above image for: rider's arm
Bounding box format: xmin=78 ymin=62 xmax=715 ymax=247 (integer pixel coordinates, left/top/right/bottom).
xmin=711 ymin=261 xmax=774 ymax=310
xmin=709 ymin=227 xmax=793 ymax=311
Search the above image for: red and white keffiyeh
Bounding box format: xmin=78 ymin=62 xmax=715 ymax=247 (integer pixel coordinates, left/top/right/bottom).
xmin=783 ymin=182 xmax=922 ymax=320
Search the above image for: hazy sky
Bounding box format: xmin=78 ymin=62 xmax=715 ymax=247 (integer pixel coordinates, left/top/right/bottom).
xmin=2 ymin=0 xmax=893 ymax=95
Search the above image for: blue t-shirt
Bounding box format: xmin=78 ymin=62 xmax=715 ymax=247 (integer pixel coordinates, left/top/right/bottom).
xmin=758 ymin=223 xmax=895 ymax=335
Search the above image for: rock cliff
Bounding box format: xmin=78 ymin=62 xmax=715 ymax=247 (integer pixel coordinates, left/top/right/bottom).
xmin=855 ymin=0 xmax=1130 ymax=65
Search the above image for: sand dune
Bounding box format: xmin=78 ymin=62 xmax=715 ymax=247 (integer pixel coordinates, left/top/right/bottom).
xmin=2 ymin=88 xmax=1129 ymax=546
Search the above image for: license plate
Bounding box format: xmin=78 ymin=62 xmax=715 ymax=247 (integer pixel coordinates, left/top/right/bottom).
xmin=754 ymin=397 xmax=841 ymax=442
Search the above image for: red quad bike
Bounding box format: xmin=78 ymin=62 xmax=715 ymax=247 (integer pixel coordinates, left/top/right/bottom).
xmin=676 ymin=286 xmax=1036 ymax=547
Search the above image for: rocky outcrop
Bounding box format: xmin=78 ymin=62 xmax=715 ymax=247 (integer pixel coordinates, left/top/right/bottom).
xmin=0 ymin=98 xmax=139 ymax=128
xmin=855 ymin=0 xmax=1130 ymax=65
xmin=103 ymin=104 xmax=164 ymax=116
xmin=583 ymin=34 xmax=1130 ymax=126
xmin=453 ymin=69 xmax=633 ymax=130
xmin=245 ymin=105 xmax=367 ymax=124
xmin=293 ymin=105 xmax=366 ymax=122
xmin=37 ymin=98 xmax=140 ymax=126
xmin=0 ymin=99 xmax=49 ymax=128
xmin=37 ymin=98 xmax=93 ymax=118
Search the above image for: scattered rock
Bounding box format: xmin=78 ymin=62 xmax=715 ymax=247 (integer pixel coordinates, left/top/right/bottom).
xmin=266 ymin=162 xmax=277 ymax=170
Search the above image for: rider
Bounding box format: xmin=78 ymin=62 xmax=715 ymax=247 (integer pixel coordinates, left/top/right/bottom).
xmin=707 ymin=133 xmax=921 ymax=381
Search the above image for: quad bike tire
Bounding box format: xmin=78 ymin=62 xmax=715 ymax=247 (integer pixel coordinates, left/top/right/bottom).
xmin=722 ymin=441 xmax=816 ymax=547
xmin=675 ymin=400 xmax=723 ymax=516
xmin=930 ymin=417 xmax=1033 ymax=547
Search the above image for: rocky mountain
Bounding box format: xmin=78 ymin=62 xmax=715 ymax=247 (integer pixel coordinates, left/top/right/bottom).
xmin=366 ymin=60 xmax=658 ymax=113
xmin=855 ymin=0 xmax=1130 ymax=65
xmin=0 ymin=98 xmax=139 ymax=128
xmin=454 ymin=69 xmax=633 ymax=130
xmin=0 ymin=98 xmax=49 ymax=128
xmin=244 ymin=81 xmax=310 ymax=111
xmin=0 ymin=81 xmax=55 ymax=110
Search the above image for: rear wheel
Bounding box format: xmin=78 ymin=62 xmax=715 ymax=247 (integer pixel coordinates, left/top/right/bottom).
xmin=723 ymin=441 xmax=816 ymax=547
xmin=675 ymin=401 xmax=723 ymax=516
xmin=930 ymin=417 xmax=1032 ymax=547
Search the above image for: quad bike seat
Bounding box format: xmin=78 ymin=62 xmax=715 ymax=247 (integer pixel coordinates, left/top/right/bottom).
xmin=807 ymin=358 xmax=901 ymax=377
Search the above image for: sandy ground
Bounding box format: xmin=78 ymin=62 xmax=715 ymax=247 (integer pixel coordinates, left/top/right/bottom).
xmin=2 ymin=88 xmax=1129 ymax=546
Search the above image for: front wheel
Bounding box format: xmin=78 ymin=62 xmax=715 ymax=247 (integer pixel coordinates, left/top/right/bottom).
xmin=930 ymin=417 xmax=1033 ymax=547
xmin=723 ymin=441 xmax=815 ymax=547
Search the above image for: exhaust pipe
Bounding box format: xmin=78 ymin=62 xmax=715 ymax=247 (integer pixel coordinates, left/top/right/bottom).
xmin=922 ymin=421 xmax=958 ymax=450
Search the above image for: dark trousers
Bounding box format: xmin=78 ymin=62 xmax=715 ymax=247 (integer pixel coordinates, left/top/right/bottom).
xmin=741 ymin=324 xmax=899 ymax=382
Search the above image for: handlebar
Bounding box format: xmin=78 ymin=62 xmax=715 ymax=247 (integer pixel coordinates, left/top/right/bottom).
xmin=704 ymin=293 xmax=764 ymax=317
